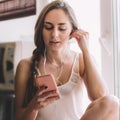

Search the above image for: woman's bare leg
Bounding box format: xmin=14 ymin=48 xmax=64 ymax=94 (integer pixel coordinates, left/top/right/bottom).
xmin=80 ymin=95 xmax=120 ymax=120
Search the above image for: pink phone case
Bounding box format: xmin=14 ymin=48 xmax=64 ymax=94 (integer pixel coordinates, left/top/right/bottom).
xmin=35 ymin=74 xmax=60 ymax=97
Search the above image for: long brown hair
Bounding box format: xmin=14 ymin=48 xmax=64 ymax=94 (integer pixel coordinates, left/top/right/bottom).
xmin=23 ymin=0 xmax=79 ymax=107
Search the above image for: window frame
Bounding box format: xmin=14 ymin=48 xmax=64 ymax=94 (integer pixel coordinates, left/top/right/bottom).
xmin=112 ymin=0 xmax=120 ymax=97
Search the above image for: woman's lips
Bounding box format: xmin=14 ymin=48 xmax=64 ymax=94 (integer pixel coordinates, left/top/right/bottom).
xmin=49 ymin=41 xmax=60 ymax=46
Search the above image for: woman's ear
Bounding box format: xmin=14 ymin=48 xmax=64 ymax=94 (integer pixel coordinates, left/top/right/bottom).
xmin=69 ymin=29 xmax=74 ymax=39
xmin=70 ymin=29 xmax=74 ymax=35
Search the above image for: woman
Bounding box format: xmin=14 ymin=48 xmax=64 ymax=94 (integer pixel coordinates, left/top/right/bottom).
xmin=15 ymin=0 xmax=119 ymax=120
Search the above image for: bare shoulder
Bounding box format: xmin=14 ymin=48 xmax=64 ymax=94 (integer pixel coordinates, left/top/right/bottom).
xmin=17 ymin=57 xmax=32 ymax=69
xmin=17 ymin=57 xmax=32 ymax=72
xmin=15 ymin=57 xmax=32 ymax=84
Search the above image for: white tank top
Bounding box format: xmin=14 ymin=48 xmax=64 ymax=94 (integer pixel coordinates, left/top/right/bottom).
xmin=36 ymin=53 xmax=89 ymax=120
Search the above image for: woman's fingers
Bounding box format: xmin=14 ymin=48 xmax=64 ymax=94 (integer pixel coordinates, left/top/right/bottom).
xmin=71 ymin=29 xmax=89 ymax=41
xmin=28 ymin=87 xmax=59 ymax=110
xmin=35 ymin=89 xmax=59 ymax=108
xmin=37 ymin=89 xmax=58 ymax=101
xmin=38 ymin=96 xmax=59 ymax=108
xmin=70 ymin=29 xmax=89 ymax=51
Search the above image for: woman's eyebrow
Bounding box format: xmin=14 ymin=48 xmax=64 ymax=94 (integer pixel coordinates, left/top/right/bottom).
xmin=44 ymin=22 xmax=52 ymax=25
xmin=58 ymin=23 xmax=66 ymax=25
xmin=44 ymin=21 xmax=66 ymax=25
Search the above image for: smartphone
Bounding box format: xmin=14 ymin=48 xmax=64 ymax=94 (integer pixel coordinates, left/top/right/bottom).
xmin=35 ymin=74 xmax=60 ymax=97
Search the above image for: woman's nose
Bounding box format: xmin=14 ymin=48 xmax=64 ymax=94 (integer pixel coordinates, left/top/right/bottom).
xmin=51 ymin=28 xmax=59 ymax=38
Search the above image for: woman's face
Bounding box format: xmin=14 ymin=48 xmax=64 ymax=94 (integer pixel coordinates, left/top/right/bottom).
xmin=43 ymin=9 xmax=72 ymax=52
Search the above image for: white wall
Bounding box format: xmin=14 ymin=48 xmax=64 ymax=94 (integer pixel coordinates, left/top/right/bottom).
xmin=100 ymin=0 xmax=115 ymax=94
xmin=67 ymin=0 xmax=101 ymax=66
xmin=0 ymin=16 xmax=36 ymax=42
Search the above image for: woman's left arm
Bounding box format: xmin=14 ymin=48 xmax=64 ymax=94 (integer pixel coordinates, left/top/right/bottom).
xmin=71 ymin=29 xmax=109 ymax=101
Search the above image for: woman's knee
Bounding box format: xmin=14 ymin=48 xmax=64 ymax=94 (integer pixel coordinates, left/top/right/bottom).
xmin=86 ymin=95 xmax=119 ymax=110
xmin=98 ymin=95 xmax=119 ymax=119
xmin=100 ymin=95 xmax=119 ymax=109
xmin=81 ymin=95 xmax=119 ymax=120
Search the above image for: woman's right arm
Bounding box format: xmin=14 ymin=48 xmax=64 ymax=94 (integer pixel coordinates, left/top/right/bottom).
xmin=15 ymin=58 xmax=60 ymax=120
xmin=15 ymin=59 xmax=39 ymax=120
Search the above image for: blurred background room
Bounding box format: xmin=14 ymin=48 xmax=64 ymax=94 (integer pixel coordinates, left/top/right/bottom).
xmin=0 ymin=0 xmax=119 ymax=120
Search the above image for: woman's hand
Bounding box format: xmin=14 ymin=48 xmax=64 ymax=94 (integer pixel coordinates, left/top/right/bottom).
xmin=28 ymin=86 xmax=60 ymax=111
xmin=71 ymin=29 xmax=89 ymax=52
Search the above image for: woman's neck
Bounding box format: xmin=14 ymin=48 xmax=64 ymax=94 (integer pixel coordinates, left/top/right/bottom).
xmin=45 ymin=51 xmax=63 ymax=67
xmin=45 ymin=48 xmax=69 ymax=67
